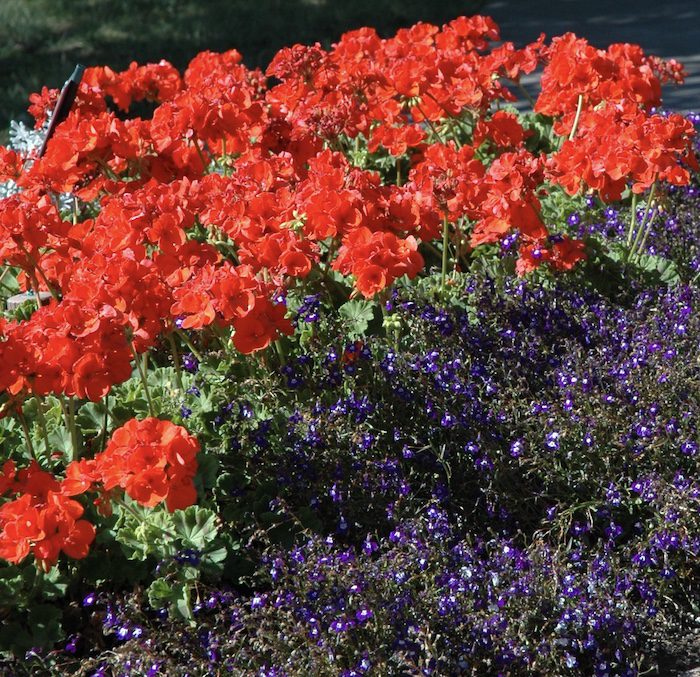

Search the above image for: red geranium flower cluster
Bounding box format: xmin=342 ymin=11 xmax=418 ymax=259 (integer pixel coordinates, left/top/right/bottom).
xmin=0 ymin=14 xmax=694 ymax=413
xmin=536 ymin=33 xmax=687 ymax=136
xmin=405 ymin=138 xmax=585 ymax=271
xmin=0 ymin=418 xmax=199 ymax=570
xmin=548 ymin=102 xmax=698 ymax=201
xmin=95 ymin=417 xmax=200 ymax=513
xmin=535 ymin=34 xmax=696 ymax=204
xmin=0 ymin=460 xmax=95 ymax=570
xmin=333 ymin=229 xmax=423 ymax=299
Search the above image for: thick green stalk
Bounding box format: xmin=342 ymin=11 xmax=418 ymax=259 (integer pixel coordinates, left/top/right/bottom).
xmin=274 ymin=339 xmax=287 ymax=367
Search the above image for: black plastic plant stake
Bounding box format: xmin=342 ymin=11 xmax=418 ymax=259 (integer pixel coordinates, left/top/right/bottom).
xmin=38 ymin=63 xmax=85 ymax=158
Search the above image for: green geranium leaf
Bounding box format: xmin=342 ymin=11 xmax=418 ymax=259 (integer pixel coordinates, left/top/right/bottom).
xmin=147 ymin=577 xmax=173 ymax=608
xmin=339 ymin=299 xmax=376 ymax=338
xmin=171 ymin=506 xmax=219 ymax=550
xmin=115 ymin=525 xmax=151 ymax=561
xmin=173 ymin=583 xmax=193 ymax=621
xmin=635 ymin=252 xmax=680 ymax=285
xmin=76 ymin=401 xmax=108 ymax=436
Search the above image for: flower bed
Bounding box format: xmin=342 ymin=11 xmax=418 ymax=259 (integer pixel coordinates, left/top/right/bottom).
xmin=0 ymin=14 xmax=699 ymax=676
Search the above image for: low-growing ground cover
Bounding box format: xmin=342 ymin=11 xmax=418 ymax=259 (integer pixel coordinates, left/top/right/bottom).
xmin=0 ymin=14 xmax=699 ymax=676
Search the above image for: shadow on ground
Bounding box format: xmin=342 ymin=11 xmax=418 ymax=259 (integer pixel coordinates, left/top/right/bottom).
xmin=2 ymin=0 xmax=697 ymax=129
xmin=0 ymin=0 xmax=486 ymax=129
xmin=489 ymin=0 xmax=700 ymax=112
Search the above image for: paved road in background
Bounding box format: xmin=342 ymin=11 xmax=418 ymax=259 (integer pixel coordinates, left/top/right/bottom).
xmin=486 ymin=0 xmax=700 ymax=112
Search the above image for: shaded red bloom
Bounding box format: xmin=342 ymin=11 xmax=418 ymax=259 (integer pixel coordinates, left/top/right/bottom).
xmin=232 ymin=298 xmax=293 ymax=354
xmin=473 ymin=111 xmax=529 ymax=149
xmin=0 ymin=461 xmax=16 ymax=496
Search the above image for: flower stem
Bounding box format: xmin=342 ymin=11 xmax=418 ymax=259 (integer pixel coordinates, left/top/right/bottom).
xmin=34 ymin=396 xmax=51 ymax=456
xmin=175 ymin=329 xmax=204 ymax=363
xmin=0 ymin=266 xmax=16 ymax=293
xmin=274 ymin=338 xmax=287 ymax=367
xmin=100 ymin=394 xmax=110 ymax=451
xmin=193 ymin=137 xmax=209 ymax=173
xmin=167 ymin=333 xmax=184 ymax=392
xmin=415 ymin=103 xmax=444 ymax=144
xmin=59 ymin=395 xmax=79 ymax=461
xmin=626 ymin=191 xmax=639 ymax=247
xmin=629 ymin=181 xmax=657 ymax=260
xmin=221 ymin=136 xmax=230 ymax=176
xmin=28 ymin=274 xmax=44 ymax=312
xmin=130 ymin=341 xmax=156 ymax=417
xmin=17 ymin=405 xmax=35 ymax=459
xmin=516 ymin=82 xmax=537 ymax=109
xmin=68 ymin=397 xmax=79 ymax=460
xmin=441 ymin=214 xmax=450 ymax=294
xmin=33 ymin=264 xmax=60 ymax=302
xmin=568 ymin=94 xmax=584 ymax=141
xmin=635 ymin=207 xmax=658 ymax=259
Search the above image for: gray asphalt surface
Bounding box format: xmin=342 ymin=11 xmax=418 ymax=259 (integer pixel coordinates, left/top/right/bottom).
xmin=486 ymin=0 xmax=700 ymax=112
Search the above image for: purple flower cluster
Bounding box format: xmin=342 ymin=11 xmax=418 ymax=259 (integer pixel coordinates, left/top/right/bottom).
xmin=89 ymin=269 xmax=690 ymax=674
xmin=70 ymin=511 xmax=668 ymax=675
xmin=22 ymin=141 xmax=700 ymax=673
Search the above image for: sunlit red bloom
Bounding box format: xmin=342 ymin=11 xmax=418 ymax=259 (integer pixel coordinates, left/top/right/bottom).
xmin=333 ymin=227 xmax=424 ymax=298
xmin=0 ymin=467 xmax=96 ymax=570
xmin=95 ymin=417 xmax=200 ymax=512
xmin=547 ymin=102 xmax=697 ymax=201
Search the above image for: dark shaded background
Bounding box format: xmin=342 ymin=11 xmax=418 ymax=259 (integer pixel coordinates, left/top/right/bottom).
xmin=1 ymin=0 xmax=698 ymax=131
xmin=0 ymin=0 xmax=485 ymax=129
